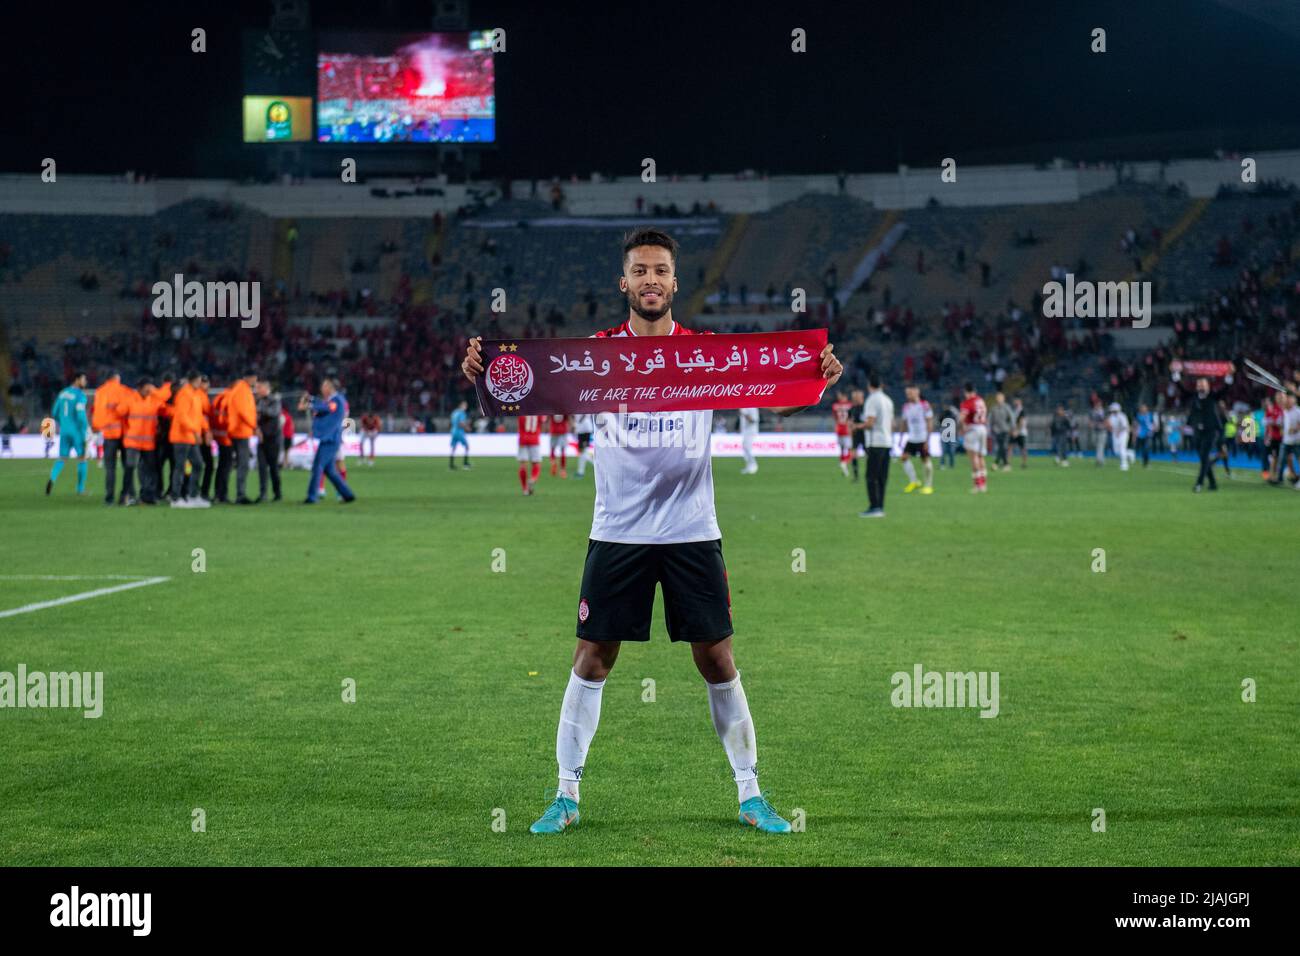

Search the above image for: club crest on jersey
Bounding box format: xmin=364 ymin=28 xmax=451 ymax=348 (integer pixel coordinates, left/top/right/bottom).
xmin=578 ymin=598 xmax=590 ymax=623
xmin=485 ymin=352 xmax=534 ymax=405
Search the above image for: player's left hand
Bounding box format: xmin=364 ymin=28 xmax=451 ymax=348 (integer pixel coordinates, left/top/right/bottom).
xmin=820 ymin=343 xmax=843 ymax=387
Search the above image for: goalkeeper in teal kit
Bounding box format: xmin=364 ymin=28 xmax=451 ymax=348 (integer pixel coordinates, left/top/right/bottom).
xmin=45 ymin=372 xmax=90 ymax=496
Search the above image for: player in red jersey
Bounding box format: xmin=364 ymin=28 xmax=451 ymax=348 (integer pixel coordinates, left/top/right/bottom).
xmin=548 ymin=414 xmax=571 ymax=478
xmin=831 ymin=392 xmax=853 ymax=477
xmin=1263 ymin=393 xmax=1284 ymax=480
xmin=462 ymin=228 xmax=845 ymax=835
xmin=518 ymin=414 xmax=544 ymax=495
xmin=960 ymin=382 xmax=989 ymax=493
xmin=359 ymin=412 xmax=382 ymax=465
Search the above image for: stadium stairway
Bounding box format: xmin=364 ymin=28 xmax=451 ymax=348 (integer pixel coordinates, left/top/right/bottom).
xmin=272 ymin=220 xmax=296 ymax=289
xmin=1151 ymin=195 xmax=1294 ymax=299
xmin=1126 ymin=196 xmax=1211 ymax=282
xmin=683 ymin=213 xmax=749 ymax=321
xmin=1259 ymin=232 xmax=1300 ymax=291
xmin=885 ymin=195 xmax=1187 ymax=316
xmin=426 ymin=215 xmax=445 ymax=266
xmin=726 ymin=205 xmax=816 ymax=294
xmin=301 ymin=219 xmax=349 ymax=293
xmin=860 ymin=209 xmax=899 ymax=256
xmin=376 ymin=220 xmax=405 ymax=300
xmin=244 ymin=218 xmax=276 ymax=283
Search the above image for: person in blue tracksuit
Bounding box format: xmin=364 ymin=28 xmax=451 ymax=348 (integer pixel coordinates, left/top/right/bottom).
xmin=46 ymin=372 xmax=90 ymax=496
xmin=298 ymin=378 xmax=356 ymax=504
xmin=1135 ymin=404 xmax=1155 ymax=468
xmin=449 ymin=400 xmax=471 ymax=470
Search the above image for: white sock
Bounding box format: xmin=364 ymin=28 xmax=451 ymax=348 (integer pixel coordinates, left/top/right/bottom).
xmin=556 ymin=669 xmax=604 ymax=802
xmin=923 ymin=458 xmax=934 ymax=486
xmin=902 ymin=459 xmax=918 ymax=483
xmin=707 ymin=673 xmax=761 ymax=803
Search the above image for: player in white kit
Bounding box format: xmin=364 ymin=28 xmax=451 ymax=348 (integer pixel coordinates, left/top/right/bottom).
xmin=572 ymin=412 xmax=596 ymax=478
xmin=462 ymin=229 xmax=844 ymax=836
xmin=898 ymin=386 xmax=934 ymax=494
xmin=1107 ymin=402 xmax=1132 ymax=471
xmin=739 ymin=407 xmax=759 ymax=474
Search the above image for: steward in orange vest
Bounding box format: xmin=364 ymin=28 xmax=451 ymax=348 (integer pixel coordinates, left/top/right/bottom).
xmin=91 ymin=372 xmax=130 ymax=504
xmin=122 ymin=377 xmax=173 ymax=505
xmin=222 ymin=372 xmax=260 ymax=504
xmin=167 ymin=371 xmax=211 ymax=507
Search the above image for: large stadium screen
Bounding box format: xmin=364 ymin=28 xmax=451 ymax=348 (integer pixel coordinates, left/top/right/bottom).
xmin=316 ymin=31 xmax=495 ymax=144
xmin=242 ymin=95 xmax=314 ymax=143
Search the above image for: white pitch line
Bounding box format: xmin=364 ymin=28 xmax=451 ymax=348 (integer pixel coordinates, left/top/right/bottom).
xmin=0 ymin=574 xmax=157 ymax=581
xmin=1153 ymin=466 xmax=1254 ymax=484
xmin=0 ymin=576 xmax=171 ymax=619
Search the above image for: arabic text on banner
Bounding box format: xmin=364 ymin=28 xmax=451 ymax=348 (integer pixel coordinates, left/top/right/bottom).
xmin=474 ymin=329 xmax=830 ymax=416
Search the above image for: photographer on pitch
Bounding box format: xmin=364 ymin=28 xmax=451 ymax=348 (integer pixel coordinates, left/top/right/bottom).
xmin=855 ymin=374 xmax=894 ymax=518
xmin=989 ymin=391 xmax=1014 ymax=471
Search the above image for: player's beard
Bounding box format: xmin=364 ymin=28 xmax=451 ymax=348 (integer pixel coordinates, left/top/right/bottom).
xmin=627 ymin=285 xmax=674 ymax=323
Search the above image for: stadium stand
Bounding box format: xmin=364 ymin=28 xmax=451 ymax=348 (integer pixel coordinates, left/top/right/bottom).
xmin=3 ymin=162 xmax=1299 ymax=433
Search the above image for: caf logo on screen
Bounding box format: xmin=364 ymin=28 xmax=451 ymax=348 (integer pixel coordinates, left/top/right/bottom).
xmin=485 ymin=354 xmax=534 ymax=404
xmin=266 ymin=101 xmax=292 ymax=140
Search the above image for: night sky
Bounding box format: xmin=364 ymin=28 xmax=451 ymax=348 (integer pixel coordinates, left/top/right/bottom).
xmin=2 ymin=0 xmax=1298 ymax=180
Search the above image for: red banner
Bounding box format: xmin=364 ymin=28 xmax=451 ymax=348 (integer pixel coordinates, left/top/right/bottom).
xmin=474 ymin=329 xmax=830 ymax=415
xmin=1171 ymin=359 xmax=1233 ymax=378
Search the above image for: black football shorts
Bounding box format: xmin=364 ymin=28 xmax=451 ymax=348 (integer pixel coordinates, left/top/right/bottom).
xmin=576 ymin=538 xmax=733 ymax=643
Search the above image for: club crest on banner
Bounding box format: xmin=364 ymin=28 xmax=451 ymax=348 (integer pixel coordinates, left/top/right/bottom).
xmin=486 ymin=350 xmax=534 ymax=407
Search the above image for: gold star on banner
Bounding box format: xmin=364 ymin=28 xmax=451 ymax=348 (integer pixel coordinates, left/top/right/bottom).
xmin=498 ymin=343 xmax=509 ymax=352
xmin=507 ymin=343 xmax=518 ymax=352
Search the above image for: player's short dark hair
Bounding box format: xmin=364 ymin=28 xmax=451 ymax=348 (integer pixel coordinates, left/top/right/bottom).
xmin=137 ymin=375 xmax=153 ymax=389
xmin=963 ymin=381 xmax=975 ymax=393
xmin=622 ymin=228 xmax=678 ymax=268
xmin=244 ymin=369 xmax=259 ymax=379
xmin=868 ymin=373 xmax=882 ymax=389
xmin=185 ymin=368 xmax=200 ymax=381
xmin=71 ymin=370 xmax=85 ymax=381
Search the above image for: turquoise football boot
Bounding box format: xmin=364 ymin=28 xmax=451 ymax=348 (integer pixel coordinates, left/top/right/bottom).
xmin=738 ymin=792 xmax=792 ymax=833
xmin=529 ymin=790 xmax=579 ymax=834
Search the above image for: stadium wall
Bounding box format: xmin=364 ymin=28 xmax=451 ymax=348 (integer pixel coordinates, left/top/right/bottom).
xmin=6 ymin=150 xmax=1298 ymax=219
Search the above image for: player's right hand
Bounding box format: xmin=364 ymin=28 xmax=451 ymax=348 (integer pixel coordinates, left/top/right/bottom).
xmin=462 ymin=336 xmax=484 ymax=382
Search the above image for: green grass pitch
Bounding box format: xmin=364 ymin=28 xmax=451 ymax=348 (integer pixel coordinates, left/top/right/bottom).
xmin=1 ymin=453 xmax=1296 ymax=866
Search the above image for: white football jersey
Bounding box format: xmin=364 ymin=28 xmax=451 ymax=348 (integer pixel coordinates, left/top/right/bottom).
xmin=739 ymin=407 xmax=760 ymax=436
xmin=572 ymin=414 xmax=595 ymax=434
xmin=901 ymin=400 xmax=932 ymax=442
xmin=588 ymin=319 xmax=720 ymax=544
xmin=1108 ymin=412 xmax=1129 ymax=435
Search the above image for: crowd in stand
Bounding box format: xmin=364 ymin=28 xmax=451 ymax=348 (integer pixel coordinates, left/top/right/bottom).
xmin=7 ymin=191 xmax=1300 ymax=439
